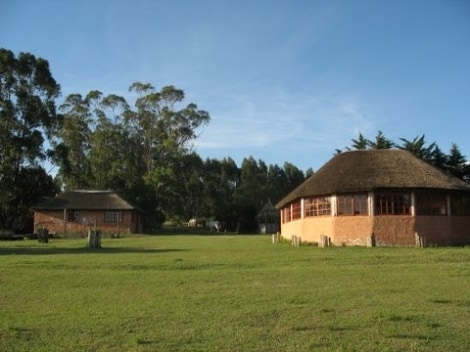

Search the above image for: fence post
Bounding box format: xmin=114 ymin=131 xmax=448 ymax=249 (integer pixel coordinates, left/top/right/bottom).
xmin=415 ymin=232 xmax=425 ymax=248
xmin=366 ymin=233 xmax=376 ymax=247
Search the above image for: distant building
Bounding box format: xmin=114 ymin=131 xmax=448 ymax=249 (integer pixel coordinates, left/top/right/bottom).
xmin=257 ymin=199 xmax=279 ymax=234
xmin=276 ymin=150 xmax=470 ymax=246
xmin=32 ymin=190 xmax=143 ymax=236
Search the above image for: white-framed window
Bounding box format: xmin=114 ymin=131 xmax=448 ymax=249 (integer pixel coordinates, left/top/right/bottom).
xmin=304 ymin=196 xmax=331 ymax=217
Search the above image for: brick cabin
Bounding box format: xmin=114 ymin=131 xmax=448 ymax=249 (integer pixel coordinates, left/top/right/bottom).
xmin=276 ymin=149 xmax=470 ymax=247
xmin=32 ymin=190 xmax=143 ymax=236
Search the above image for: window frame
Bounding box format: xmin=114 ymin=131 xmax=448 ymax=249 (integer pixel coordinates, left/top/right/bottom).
xmin=282 ymin=206 xmax=291 ymax=223
xmin=374 ymin=192 xmax=411 ymax=215
xmin=337 ymin=193 xmax=368 ymax=216
xmin=291 ymin=200 xmax=301 ymax=220
xmin=304 ymin=196 xmax=331 ymax=217
xmin=67 ymin=210 xmax=80 ymax=222
xmin=104 ymin=210 xmax=123 ymax=223
xmin=415 ymin=192 xmax=448 ymax=215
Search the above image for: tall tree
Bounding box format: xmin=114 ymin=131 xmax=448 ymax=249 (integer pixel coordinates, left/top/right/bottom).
xmin=123 ymin=82 xmax=210 ymax=223
xmin=283 ymin=162 xmax=305 ymax=190
xmin=124 ymin=82 xmax=210 ymax=179
xmin=445 ymin=143 xmax=467 ymax=180
xmin=56 ymin=93 xmax=93 ymax=188
xmin=0 ymin=48 xmax=61 ymax=231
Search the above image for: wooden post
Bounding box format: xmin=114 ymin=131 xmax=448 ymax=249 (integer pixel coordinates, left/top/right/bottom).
xmin=415 ymin=232 xmax=425 ymax=248
xmin=88 ymin=229 xmax=102 ymax=248
xmin=320 ymin=235 xmax=326 ymax=248
xmin=366 ymin=233 xmax=376 ymax=247
xmin=63 ymin=208 xmax=67 ymax=235
xmin=320 ymin=235 xmax=331 ymax=248
xmin=291 ymin=235 xmax=301 ymax=247
xmin=271 ymin=233 xmax=280 ymax=244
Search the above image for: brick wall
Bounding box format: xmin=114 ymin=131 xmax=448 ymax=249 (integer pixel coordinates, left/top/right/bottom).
xmin=34 ymin=209 xmax=140 ymax=236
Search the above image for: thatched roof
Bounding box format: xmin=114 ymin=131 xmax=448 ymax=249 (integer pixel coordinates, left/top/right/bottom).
xmin=257 ymin=199 xmax=278 ymax=220
xmin=276 ymin=149 xmax=470 ymax=208
xmin=32 ymin=190 xmax=137 ymax=210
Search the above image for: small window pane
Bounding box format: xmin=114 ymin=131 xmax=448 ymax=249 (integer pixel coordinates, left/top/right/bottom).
xmin=67 ymin=210 xmax=79 ymax=222
xmin=337 ymin=193 xmax=368 ymax=216
xmin=375 ymin=193 xmax=410 ymax=215
xmin=105 ymin=211 xmax=123 ymax=223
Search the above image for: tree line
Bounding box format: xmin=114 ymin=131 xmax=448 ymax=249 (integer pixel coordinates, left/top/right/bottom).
xmin=1 ymin=48 xmax=468 ymax=233
xmin=0 ymin=48 xmax=307 ymax=232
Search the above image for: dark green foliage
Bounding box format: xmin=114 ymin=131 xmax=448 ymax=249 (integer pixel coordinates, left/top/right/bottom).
xmin=0 ymin=48 xmax=61 ymax=231
xmin=55 ymin=81 xmax=307 ymax=231
xmin=2 ymin=48 xmax=468 ymax=232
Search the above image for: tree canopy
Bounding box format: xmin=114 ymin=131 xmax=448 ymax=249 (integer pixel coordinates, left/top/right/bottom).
xmin=1 ymin=48 xmax=468 ymax=233
xmin=0 ymin=48 xmax=60 ymax=231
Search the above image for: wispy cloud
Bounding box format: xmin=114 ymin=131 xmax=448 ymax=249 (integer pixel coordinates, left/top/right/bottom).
xmin=194 ymin=87 xmax=377 ymax=159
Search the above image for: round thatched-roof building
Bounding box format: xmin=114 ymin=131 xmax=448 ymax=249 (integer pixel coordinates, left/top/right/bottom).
xmin=276 ymin=149 xmax=470 ymax=246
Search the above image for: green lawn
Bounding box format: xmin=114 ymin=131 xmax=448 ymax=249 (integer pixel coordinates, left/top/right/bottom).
xmin=0 ymin=234 xmax=469 ymax=352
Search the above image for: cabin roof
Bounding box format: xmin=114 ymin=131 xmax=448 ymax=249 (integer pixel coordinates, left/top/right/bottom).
xmin=32 ymin=190 xmax=137 ymax=210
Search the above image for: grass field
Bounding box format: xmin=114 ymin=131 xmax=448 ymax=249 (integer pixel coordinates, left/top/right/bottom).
xmin=0 ymin=234 xmax=469 ymax=352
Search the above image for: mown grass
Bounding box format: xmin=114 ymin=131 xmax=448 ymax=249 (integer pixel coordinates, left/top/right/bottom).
xmin=0 ymin=234 xmax=469 ymax=351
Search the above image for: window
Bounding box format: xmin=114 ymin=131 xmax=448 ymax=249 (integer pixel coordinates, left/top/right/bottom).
xmin=375 ymin=193 xmax=410 ymax=215
xmin=282 ymin=206 xmax=291 ymax=223
xmin=105 ymin=211 xmax=123 ymax=223
xmin=304 ymin=196 xmax=331 ymax=217
xmin=337 ymin=193 xmax=368 ymax=216
xmin=67 ymin=210 xmax=79 ymax=222
xmin=291 ymin=200 xmax=301 ymax=220
xmin=416 ymin=192 xmax=447 ymax=215
xmin=451 ymin=194 xmax=470 ymax=216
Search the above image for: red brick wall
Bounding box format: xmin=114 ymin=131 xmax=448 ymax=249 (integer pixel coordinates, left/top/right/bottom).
xmin=34 ymin=210 xmax=140 ymax=236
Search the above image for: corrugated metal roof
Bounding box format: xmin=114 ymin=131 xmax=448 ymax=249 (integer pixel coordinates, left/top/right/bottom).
xmin=276 ymin=149 xmax=470 ymax=208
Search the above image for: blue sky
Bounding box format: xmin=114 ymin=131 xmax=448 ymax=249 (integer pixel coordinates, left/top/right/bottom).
xmin=1 ymin=0 xmax=469 ymax=172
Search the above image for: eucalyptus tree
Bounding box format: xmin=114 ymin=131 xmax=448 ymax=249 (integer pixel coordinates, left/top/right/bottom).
xmin=56 ymin=93 xmax=94 ymax=188
xmin=124 ymin=82 xmax=210 ymax=179
xmin=265 ymin=164 xmax=288 ymax=204
xmin=0 ymin=48 xmax=61 ymax=230
xmin=283 ymin=161 xmax=305 ymax=191
xmin=154 ymin=152 xmax=205 ymax=221
xmin=235 ymin=157 xmax=267 ymax=208
xmin=87 ymin=93 xmax=142 ymax=191
xmin=123 ymin=82 xmax=210 ymax=221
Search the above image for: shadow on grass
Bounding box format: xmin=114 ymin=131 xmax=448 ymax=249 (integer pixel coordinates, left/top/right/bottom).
xmin=0 ymin=246 xmax=186 ymax=256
